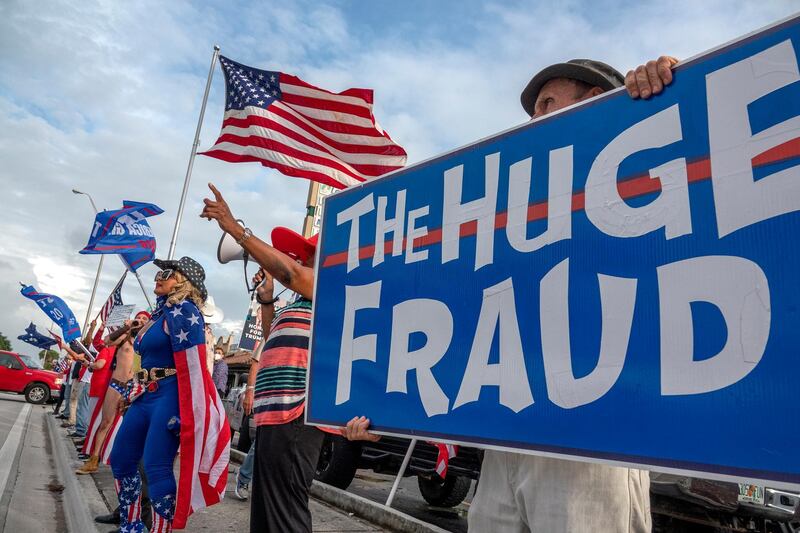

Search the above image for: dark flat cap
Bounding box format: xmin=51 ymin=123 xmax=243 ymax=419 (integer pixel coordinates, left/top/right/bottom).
xmin=520 ymin=59 xmax=625 ymax=117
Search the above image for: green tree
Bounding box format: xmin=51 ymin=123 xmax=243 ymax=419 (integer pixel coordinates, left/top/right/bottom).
xmin=39 ymin=349 xmax=60 ymax=370
xmin=0 ymin=332 xmax=11 ymax=351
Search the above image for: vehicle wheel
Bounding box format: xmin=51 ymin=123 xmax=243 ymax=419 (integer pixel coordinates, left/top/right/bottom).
xmin=236 ymin=415 xmax=252 ymax=452
xmin=24 ymin=383 xmax=50 ymax=405
xmin=418 ymin=474 xmax=471 ymax=507
xmin=315 ymin=435 xmax=361 ymax=489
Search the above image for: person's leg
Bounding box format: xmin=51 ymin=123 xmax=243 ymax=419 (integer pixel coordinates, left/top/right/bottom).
xmin=249 ymin=426 xmax=269 ymax=533
xmin=468 ymin=450 xmax=527 ymax=533
xmin=257 ymin=418 xmax=324 ymax=533
xmin=512 ymin=455 xmax=651 ymax=533
xmin=91 ymin=389 xmax=120 ymax=458
xmin=53 ymin=385 xmax=65 ymax=414
xmin=75 ymin=386 xmax=93 ymax=437
xmin=238 ymin=440 xmax=255 ymax=483
xmin=60 ymin=382 xmax=72 ymax=419
xmin=141 ymin=380 xmax=180 ymax=533
xmin=68 ymin=381 xmax=82 ymax=425
xmin=110 ymin=400 xmax=150 ymax=533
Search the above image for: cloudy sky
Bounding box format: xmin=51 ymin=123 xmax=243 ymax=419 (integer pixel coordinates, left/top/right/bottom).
xmin=0 ymin=0 xmax=796 ymax=354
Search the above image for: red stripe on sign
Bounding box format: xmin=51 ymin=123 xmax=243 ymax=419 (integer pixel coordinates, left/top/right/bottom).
xmin=321 ymin=142 xmax=800 ymax=268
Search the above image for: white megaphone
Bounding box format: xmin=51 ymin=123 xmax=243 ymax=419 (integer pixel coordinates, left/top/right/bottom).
xmin=217 ymin=220 xmax=253 ymax=292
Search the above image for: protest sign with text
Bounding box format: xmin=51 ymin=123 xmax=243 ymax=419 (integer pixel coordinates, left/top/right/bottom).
xmin=307 ymin=16 xmax=800 ymax=489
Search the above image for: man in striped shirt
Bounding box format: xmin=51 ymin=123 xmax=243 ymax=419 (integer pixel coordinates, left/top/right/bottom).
xmin=201 ymin=184 xmax=331 ymax=533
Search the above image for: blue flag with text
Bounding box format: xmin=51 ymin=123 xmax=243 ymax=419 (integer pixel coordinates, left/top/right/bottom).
xmin=80 ymin=200 xmax=163 ymax=271
xmin=20 ymin=285 xmax=82 ymax=342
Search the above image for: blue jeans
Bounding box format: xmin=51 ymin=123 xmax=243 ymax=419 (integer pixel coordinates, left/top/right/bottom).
xmin=239 ymin=440 xmax=255 ymax=485
xmin=61 ymin=382 xmax=73 ymax=419
xmin=74 ymin=382 xmax=91 ymax=436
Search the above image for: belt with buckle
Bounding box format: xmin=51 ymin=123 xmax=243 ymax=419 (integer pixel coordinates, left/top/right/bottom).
xmin=135 ymin=367 xmax=177 ymax=383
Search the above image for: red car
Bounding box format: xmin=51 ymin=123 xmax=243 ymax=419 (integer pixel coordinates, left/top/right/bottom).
xmin=0 ymin=350 xmax=62 ymax=403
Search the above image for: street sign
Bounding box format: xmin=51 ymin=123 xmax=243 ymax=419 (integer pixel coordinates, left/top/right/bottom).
xmin=307 ymin=14 xmax=800 ymax=490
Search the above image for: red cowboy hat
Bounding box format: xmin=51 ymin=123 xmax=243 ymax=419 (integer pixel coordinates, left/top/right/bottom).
xmin=271 ymin=227 xmax=318 ymax=263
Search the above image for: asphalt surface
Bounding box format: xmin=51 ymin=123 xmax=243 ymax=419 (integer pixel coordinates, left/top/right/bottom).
xmin=0 ymin=392 xmax=65 ymax=532
xmin=347 ymin=471 xmax=471 ymax=533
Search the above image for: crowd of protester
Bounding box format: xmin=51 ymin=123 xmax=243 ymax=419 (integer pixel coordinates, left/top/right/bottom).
xmin=47 ymin=52 xmax=675 ymax=533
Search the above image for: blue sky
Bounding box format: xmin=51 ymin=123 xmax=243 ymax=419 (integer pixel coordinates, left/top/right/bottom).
xmin=0 ymin=0 xmax=796 ymax=353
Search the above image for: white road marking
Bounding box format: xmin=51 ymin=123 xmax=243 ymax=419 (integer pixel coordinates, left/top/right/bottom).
xmin=0 ymin=403 xmax=31 ymax=496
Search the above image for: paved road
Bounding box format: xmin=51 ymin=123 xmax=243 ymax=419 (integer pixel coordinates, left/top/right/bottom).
xmin=0 ymin=393 xmax=65 ymax=532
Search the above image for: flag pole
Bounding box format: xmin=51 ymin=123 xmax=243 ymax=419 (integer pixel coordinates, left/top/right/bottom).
xmin=133 ymin=270 xmax=154 ymax=310
xmin=167 ymin=44 xmax=221 ymax=260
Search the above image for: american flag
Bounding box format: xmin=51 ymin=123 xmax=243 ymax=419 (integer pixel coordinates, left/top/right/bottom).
xmin=100 ymin=271 xmax=126 ymax=327
xmin=53 ymin=357 xmax=69 ymax=374
xmin=431 ymin=442 xmax=459 ymax=479
xmin=202 ymin=56 xmax=407 ymax=190
xmin=164 ymin=299 xmax=230 ymax=528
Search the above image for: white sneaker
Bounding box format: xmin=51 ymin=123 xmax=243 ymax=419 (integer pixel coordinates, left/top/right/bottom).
xmin=234 ymin=469 xmax=249 ymax=501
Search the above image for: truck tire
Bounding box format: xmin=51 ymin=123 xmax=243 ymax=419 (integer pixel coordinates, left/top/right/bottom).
xmin=315 ymin=435 xmax=361 ymax=489
xmin=24 ymin=383 xmax=50 ymax=404
xmin=418 ymin=474 xmax=471 ymax=507
xmin=237 ymin=415 xmax=252 ymax=452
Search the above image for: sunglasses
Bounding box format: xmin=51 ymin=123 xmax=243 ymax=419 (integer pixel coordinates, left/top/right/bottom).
xmin=154 ymin=269 xmax=175 ymax=282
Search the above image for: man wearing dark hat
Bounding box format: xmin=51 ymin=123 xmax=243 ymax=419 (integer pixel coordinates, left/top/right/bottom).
xmin=340 ymin=54 xmax=679 ymax=533
xmin=470 ymin=56 xmax=678 ymax=533
xmin=201 ymin=183 xmax=338 ymax=533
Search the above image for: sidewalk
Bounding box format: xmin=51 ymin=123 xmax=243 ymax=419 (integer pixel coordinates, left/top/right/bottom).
xmin=49 ymin=415 xmax=385 ymax=532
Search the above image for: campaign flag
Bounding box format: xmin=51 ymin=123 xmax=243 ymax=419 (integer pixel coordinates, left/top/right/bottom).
xmin=163 ymin=299 xmax=231 ymax=528
xmin=20 ymin=285 xmax=81 ymax=342
xmin=308 ymin=15 xmax=800 ymax=490
xmin=17 ymin=323 xmax=57 ymax=350
xmin=80 ymin=200 xmax=163 ymax=271
xmin=201 ymin=56 xmax=407 ymax=190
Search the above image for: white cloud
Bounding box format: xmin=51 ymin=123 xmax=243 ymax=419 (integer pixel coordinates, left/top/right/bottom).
xmin=0 ymin=0 xmax=796 ymax=352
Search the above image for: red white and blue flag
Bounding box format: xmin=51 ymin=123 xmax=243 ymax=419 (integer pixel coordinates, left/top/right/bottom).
xmin=202 ymin=56 xmax=407 ymax=190
xmin=431 ymin=442 xmax=458 ymax=479
xmin=99 ymin=271 xmax=126 ymax=331
xmin=163 ymin=299 xmax=230 ymax=529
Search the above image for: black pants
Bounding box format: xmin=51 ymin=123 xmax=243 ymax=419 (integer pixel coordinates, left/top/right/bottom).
xmin=53 ymin=385 xmax=66 ymax=414
xmin=250 ymin=418 xmax=325 ymax=533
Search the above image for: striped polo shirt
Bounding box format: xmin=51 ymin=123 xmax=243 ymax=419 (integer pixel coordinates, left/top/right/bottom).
xmin=253 ymin=297 xmax=312 ymax=427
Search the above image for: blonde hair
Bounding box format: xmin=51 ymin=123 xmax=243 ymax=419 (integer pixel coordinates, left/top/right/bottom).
xmin=166 ymin=271 xmax=205 ymax=308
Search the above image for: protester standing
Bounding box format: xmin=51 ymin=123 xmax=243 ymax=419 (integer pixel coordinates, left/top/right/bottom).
xmin=202 ymin=184 xmax=335 ymax=533
xmin=211 ymin=347 xmax=228 ymax=398
xmin=109 ymin=257 xmax=229 ymax=532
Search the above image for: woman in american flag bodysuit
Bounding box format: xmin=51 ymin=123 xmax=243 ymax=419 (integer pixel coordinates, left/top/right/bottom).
xmin=109 ymin=256 xmax=230 ymax=532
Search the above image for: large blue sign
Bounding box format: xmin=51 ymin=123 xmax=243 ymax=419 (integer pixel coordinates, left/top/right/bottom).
xmin=307 ymin=15 xmax=800 ymax=489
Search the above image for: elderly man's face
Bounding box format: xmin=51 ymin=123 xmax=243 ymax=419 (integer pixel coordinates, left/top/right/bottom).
xmin=532 ymin=78 xmax=602 ymax=118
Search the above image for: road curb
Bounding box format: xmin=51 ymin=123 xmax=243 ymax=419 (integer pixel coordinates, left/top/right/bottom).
xmin=230 ymin=446 xmax=448 ymax=533
xmin=310 ymin=481 xmax=451 ymax=533
xmin=45 ymin=414 xmax=102 ymax=533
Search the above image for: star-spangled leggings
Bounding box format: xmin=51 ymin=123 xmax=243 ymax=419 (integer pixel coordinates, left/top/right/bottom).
xmin=110 ymin=376 xmax=180 ymax=531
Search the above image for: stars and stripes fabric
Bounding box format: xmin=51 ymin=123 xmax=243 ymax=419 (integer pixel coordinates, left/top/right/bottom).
xmin=431 ymin=442 xmax=459 ymax=479
xmin=53 ymin=358 xmax=69 ymax=373
xmin=82 ymin=397 xmax=122 ymax=465
xmin=115 ymin=475 xmax=143 ymax=529
xmin=163 ymin=299 xmax=230 ymax=529
xmin=99 ymin=272 xmax=127 ymax=329
xmin=202 ymin=56 xmax=407 ymax=190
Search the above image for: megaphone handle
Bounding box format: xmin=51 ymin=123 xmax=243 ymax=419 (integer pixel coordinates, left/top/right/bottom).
xmin=244 ymin=254 xmax=253 ymax=293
